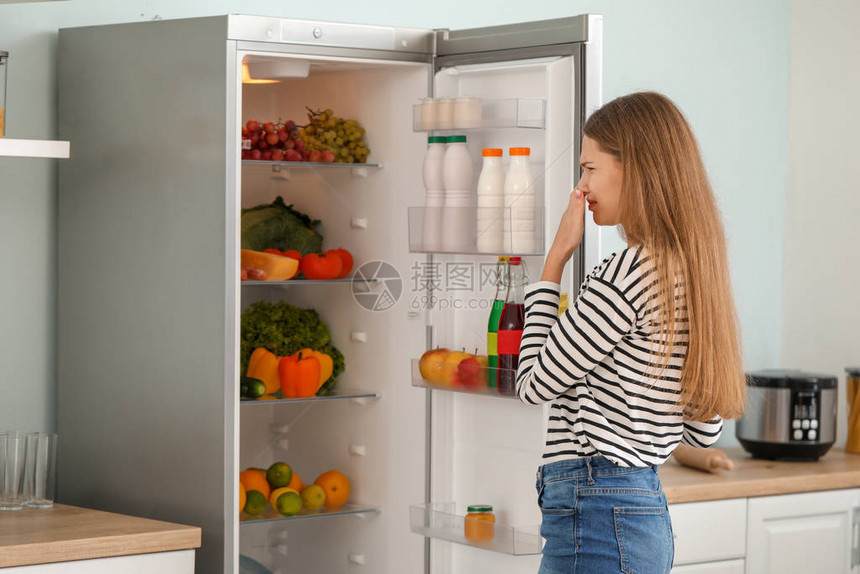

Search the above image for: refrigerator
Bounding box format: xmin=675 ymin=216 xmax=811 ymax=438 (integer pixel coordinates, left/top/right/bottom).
xmin=56 ymin=13 xmax=603 ymax=574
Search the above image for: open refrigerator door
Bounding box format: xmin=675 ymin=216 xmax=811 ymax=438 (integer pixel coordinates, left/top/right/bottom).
xmin=410 ymin=15 xmax=603 ymax=574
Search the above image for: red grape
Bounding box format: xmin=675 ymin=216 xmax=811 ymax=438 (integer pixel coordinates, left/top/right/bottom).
xmin=249 ymin=149 xmax=262 ymax=161
xmin=261 ymin=150 xmax=273 ymax=161
xmin=266 ymin=132 xmax=279 ymax=146
xmin=271 ymin=149 xmax=285 ymax=162
xmin=263 ymin=121 xmax=276 ymax=134
xmin=246 ymin=119 xmax=259 ymax=132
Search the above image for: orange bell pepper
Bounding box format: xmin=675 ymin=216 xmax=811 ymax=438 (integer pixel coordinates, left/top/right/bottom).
xmin=278 ymin=352 xmax=321 ymax=398
xmin=297 ymin=348 xmax=334 ymax=392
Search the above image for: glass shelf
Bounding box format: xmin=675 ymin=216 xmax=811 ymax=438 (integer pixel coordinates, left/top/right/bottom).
xmin=412 ymin=98 xmax=546 ymax=132
xmin=408 ymin=206 xmax=544 ymax=256
xmin=410 ymin=502 xmax=542 ymax=555
xmin=241 ymin=389 xmax=380 ymax=405
xmin=242 ymin=277 xmax=375 ymax=286
xmin=411 ymin=359 xmax=525 ymax=400
xmin=241 ymin=503 xmax=380 ymax=525
xmin=242 ymin=160 xmax=382 ymax=170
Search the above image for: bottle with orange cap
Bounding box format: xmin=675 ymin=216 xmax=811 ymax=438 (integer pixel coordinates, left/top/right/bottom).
xmin=476 ymin=148 xmax=506 ymax=253
xmin=503 ymin=147 xmax=536 ymax=253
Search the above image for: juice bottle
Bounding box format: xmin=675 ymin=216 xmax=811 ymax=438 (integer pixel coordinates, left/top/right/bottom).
xmin=486 ymin=256 xmax=509 ymax=389
xmin=497 ymin=257 xmax=528 ymax=395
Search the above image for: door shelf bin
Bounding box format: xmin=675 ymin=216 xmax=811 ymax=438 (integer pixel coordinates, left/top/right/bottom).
xmin=410 ymin=502 xmax=542 ymax=555
xmin=412 ymin=98 xmax=546 ymax=132
xmin=408 ymin=206 xmax=544 ymax=256
xmin=411 ymin=359 xmax=524 ymax=400
xmin=241 ymin=503 xmax=380 ymax=525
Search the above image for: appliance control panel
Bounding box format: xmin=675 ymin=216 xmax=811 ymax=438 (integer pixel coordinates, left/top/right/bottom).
xmin=789 ymin=390 xmax=820 ymax=442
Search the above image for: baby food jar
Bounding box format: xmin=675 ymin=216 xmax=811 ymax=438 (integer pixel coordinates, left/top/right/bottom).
xmin=464 ymin=504 xmax=495 ymax=541
xmin=0 ymin=51 xmax=7 ymax=137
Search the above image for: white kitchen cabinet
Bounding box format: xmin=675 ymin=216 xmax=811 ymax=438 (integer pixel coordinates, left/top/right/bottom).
xmin=672 ymin=559 xmax=745 ymax=574
xmin=745 ymin=488 xmax=860 ymax=574
xmin=667 ymin=488 xmax=860 ymax=574
xmin=669 ymin=498 xmax=747 ymax=567
xmin=0 ymin=550 xmax=194 ymax=574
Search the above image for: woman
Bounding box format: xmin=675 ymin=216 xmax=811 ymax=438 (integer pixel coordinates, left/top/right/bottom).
xmin=516 ymin=91 xmax=746 ymax=573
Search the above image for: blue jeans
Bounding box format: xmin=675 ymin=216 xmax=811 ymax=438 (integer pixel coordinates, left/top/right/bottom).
xmin=535 ymin=457 xmax=674 ymax=573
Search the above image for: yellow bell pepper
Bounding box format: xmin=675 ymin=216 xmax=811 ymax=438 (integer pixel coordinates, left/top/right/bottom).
xmin=246 ymin=347 xmax=280 ymax=395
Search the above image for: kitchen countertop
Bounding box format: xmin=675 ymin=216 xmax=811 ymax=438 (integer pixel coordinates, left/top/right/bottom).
xmin=0 ymin=504 xmax=201 ymax=568
xmin=661 ymin=447 xmax=860 ymax=504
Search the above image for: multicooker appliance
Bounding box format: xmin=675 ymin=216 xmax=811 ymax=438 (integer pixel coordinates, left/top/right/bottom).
xmin=736 ymin=369 xmax=837 ymax=461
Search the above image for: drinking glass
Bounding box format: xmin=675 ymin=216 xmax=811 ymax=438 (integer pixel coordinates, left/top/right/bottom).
xmin=24 ymin=432 xmax=58 ymax=508
xmin=0 ymin=431 xmax=28 ymax=510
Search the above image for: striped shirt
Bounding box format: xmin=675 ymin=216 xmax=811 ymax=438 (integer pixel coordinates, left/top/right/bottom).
xmin=515 ymin=246 xmax=722 ymax=468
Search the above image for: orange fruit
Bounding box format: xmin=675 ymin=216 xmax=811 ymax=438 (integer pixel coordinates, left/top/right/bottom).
xmin=240 ymin=468 xmax=271 ymax=500
xmin=239 ymin=482 xmax=247 ymax=513
xmin=287 ymin=471 xmax=303 ymax=492
xmin=314 ymin=470 xmax=350 ymax=508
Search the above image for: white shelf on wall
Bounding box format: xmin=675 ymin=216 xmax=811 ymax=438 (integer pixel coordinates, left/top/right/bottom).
xmin=0 ymin=138 xmax=70 ymax=159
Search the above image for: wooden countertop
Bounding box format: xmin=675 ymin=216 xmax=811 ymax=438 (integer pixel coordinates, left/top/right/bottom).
xmin=662 ymin=447 xmax=860 ymax=504
xmin=0 ymin=504 xmax=201 ymax=568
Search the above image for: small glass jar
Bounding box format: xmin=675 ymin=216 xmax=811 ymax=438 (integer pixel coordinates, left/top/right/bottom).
xmin=464 ymin=504 xmax=495 ymax=541
xmin=0 ymin=51 xmax=7 ymax=137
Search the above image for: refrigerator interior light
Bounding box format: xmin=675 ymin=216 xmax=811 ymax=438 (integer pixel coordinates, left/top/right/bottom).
xmin=246 ymin=59 xmax=311 ymax=80
xmin=241 ymin=63 xmax=279 ymax=84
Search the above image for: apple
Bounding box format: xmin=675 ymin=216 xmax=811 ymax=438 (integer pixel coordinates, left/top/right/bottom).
xmin=418 ymin=348 xmax=450 ymax=383
xmin=440 ymin=351 xmax=473 ymax=387
xmin=457 ymin=355 xmax=489 ymax=389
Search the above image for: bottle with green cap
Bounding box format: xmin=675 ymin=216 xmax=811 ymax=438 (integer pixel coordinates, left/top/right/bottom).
xmin=422 ymin=135 xmax=448 ymax=250
xmin=442 ymin=135 xmax=475 ymax=252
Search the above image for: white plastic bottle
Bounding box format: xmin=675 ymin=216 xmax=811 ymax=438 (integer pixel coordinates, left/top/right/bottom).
xmin=503 ymin=147 xmax=535 ymax=253
xmin=421 ymin=136 xmax=447 ymax=250
xmin=476 ymin=148 xmax=506 ymax=253
xmin=441 ymin=135 xmax=475 ymax=252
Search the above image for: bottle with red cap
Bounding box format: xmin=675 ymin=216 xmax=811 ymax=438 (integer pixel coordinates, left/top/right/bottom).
xmin=497 ymin=256 xmax=528 ymax=395
xmin=503 ymin=147 xmax=536 ymax=253
xmin=476 ymin=148 xmax=506 ymax=253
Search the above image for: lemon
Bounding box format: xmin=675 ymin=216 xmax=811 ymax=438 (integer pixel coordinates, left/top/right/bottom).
xmin=275 ymin=491 xmax=303 ymax=516
xmin=244 ymin=490 xmax=267 ymax=516
xmin=267 ymin=462 xmax=293 ymax=488
xmin=269 ymin=487 xmax=299 ymax=508
xmin=301 ymin=484 xmax=326 ymax=511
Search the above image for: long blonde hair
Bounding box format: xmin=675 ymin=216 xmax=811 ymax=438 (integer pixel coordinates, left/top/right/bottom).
xmin=583 ymin=92 xmax=746 ymax=421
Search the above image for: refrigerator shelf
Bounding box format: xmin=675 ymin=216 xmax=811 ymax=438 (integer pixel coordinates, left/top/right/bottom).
xmin=242 ymin=277 xmax=376 ymax=286
xmin=242 ymin=160 xmax=382 ymax=178
xmin=412 ymin=97 xmax=546 ymax=132
xmin=408 ymin=206 xmax=545 ymax=256
xmin=241 ymin=503 xmax=380 ymax=525
xmin=0 ymin=138 xmax=70 ymax=159
xmin=241 ymin=389 xmax=380 ymax=405
xmin=411 ymin=359 xmax=527 ymax=401
xmin=409 ymin=503 xmax=543 ymax=556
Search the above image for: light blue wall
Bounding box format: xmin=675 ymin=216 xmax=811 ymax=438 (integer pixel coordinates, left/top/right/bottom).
xmin=0 ymin=1 xmax=790 ymax=436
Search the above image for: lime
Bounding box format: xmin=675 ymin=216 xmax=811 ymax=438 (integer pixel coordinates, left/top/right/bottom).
xmin=269 ymin=487 xmax=299 ymax=508
xmin=275 ymin=491 xmax=303 ymax=516
xmin=242 ymin=377 xmax=267 ymax=399
xmin=243 ymin=490 xmax=267 ymax=516
xmin=266 ymin=462 xmax=292 ymax=488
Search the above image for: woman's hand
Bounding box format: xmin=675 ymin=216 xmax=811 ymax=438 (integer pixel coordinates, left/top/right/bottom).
xmin=541 ymin=188 xmax=586 ymax=283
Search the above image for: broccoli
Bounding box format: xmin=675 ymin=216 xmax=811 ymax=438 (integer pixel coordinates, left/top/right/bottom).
xmin=240 ymin=301 xmax=344 ymax=395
